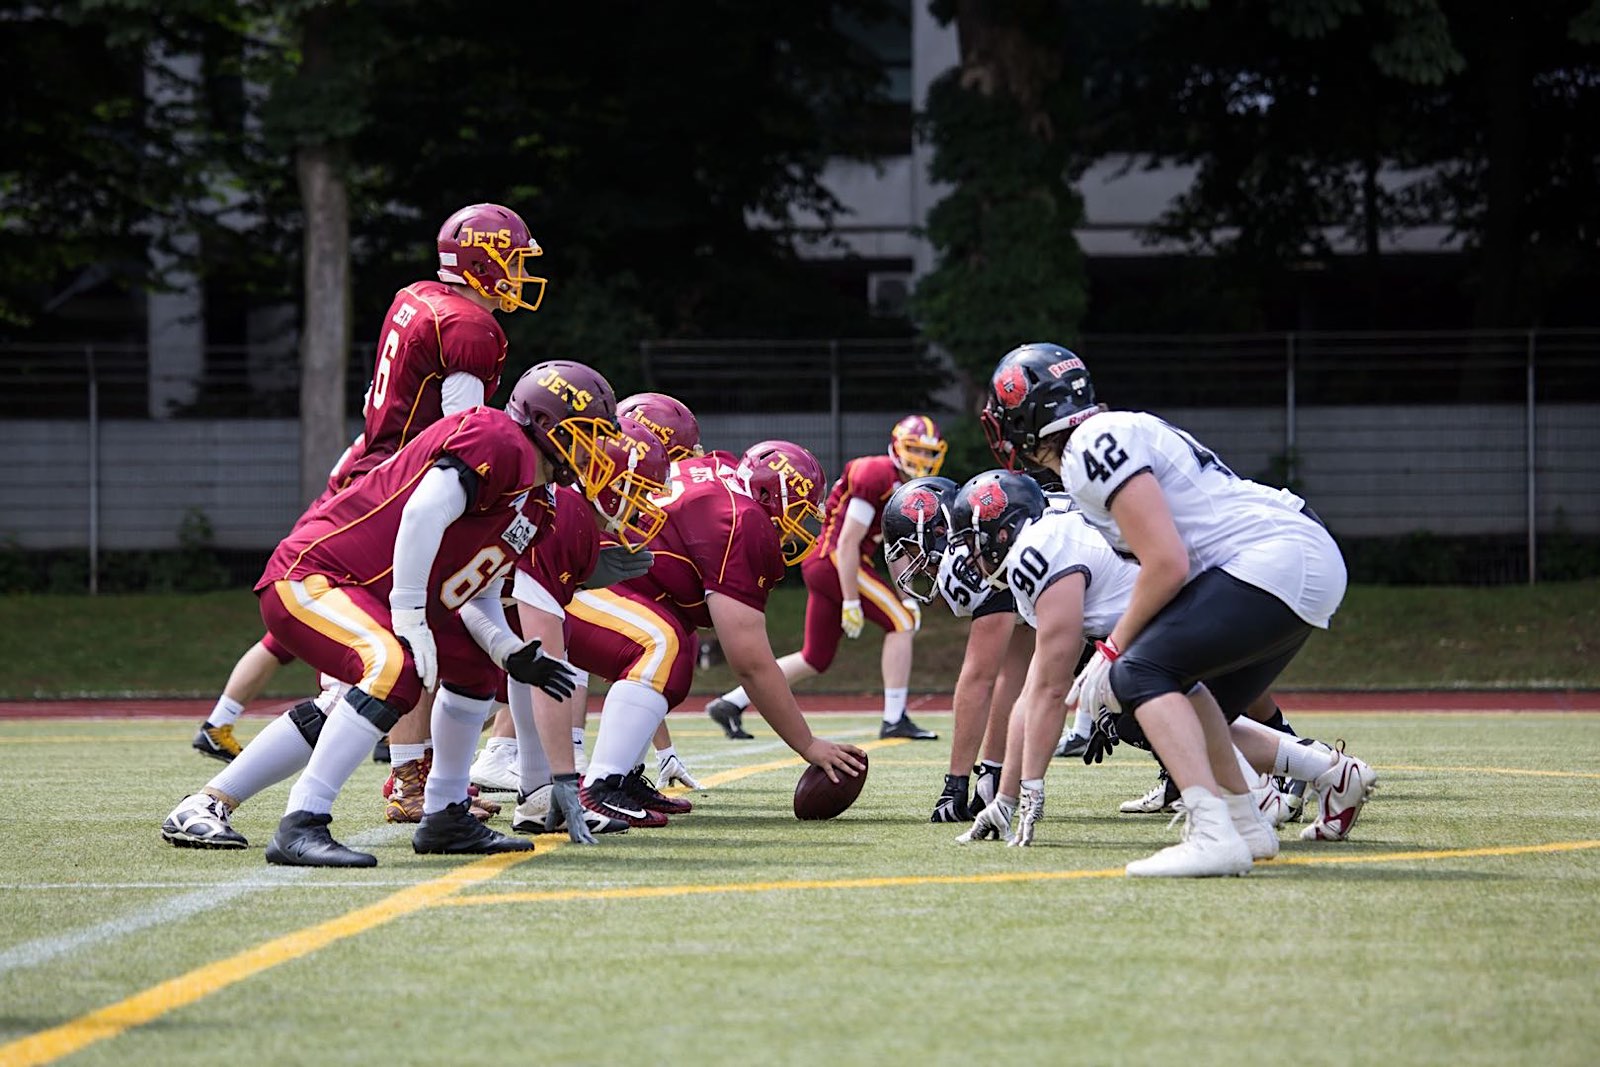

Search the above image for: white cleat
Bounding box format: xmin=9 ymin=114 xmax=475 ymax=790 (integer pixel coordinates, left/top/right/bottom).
xmin=1254 ymin=779 xmax=1294 ymax=829
xmin=1227 ymin=792 xmax=1280 ymax=860
xmin=511 ymin=784 xmax=627 ymax=835
xmin=1300 ymin=743 xmax=1379 ymax=841
xmin=161 ymin=793 xmax=247 ymax=850
xmin=469 ymin=745 xmax=521 ymax=794
xmin=1120 ymin=774 xmax=1176 ymax=814
xmin=1126 ymin=793 xmax=1253 ymax=878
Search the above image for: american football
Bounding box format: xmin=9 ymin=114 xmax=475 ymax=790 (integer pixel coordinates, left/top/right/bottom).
xmin=793 ymin=753 xmax=869 ymax=820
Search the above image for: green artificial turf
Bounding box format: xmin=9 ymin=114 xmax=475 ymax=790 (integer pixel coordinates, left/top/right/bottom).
xmin=2 ymin=580 xmax=1598 ymax=699
xmin=2 ymin=712 xmax=1598 ymax=1065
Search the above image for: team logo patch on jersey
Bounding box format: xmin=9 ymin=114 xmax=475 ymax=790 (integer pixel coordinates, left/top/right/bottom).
xmin=502 ymin=513 xmax=538 ymax=554
xmin=899 ymin=488 xmax=942 ymax=523
xmin=969 ymin=483 xmax=1008 ymax=521
xmin=994 ymin=365 xmax=1028 ymax=409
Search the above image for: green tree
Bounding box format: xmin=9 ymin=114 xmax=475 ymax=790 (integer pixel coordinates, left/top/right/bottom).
xmin=910 ymin=0 xmax=1089 ymax=396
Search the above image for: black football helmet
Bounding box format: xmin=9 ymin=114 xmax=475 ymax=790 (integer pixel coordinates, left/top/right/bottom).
xmin=945 ymin=470 xmax=1046 ymax=587
xmin=882 ymin=476 xmax=958 ymax=603
xmin=981 ymin=342 xmax=1099 ymax=470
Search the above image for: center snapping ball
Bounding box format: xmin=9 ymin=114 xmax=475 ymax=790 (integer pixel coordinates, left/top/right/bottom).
xmin=793 ymin=753 xmax=868 ymax=821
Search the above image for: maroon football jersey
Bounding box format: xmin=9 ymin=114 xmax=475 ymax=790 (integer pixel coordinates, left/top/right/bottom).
xmin=619 ymin=452 xmax=786 ymax=629
xmin=516 ymin=486 xmax=601 ymax=609
xmin=325 ymin=281 xmax=507 ymax=495
xmin=816 ymin=453 xmax=902 ymax=560
xmin=260 ymin=408 xmax=546 ymax=623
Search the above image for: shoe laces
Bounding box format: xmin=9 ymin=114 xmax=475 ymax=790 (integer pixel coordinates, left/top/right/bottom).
xmin=1164 ymin=801 xmax=1195 ymax=842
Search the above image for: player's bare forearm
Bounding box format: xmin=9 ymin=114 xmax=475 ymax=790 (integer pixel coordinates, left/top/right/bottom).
xmin=735 ymin=659 xmax=817 ymax=755
xmin=949 ymin=614 xmax=1010 ymax=773
xmin=517 ymin=600 xmax=576 ymax=775
xmin=835 ymin=517 xmax=869 ymax=601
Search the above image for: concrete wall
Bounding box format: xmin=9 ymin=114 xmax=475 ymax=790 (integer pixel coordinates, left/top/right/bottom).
xmin=3 ymin=406 xmax=1594 ymax=551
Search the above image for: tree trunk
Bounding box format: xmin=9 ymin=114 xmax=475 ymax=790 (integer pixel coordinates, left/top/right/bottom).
xmin=296 ymin=142 xmax=349 ymax=504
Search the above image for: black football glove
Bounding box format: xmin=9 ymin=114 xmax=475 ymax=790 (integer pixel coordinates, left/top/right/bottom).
xmin=504 ymin=639 xmax=578 ymax=701
xmin=581 ymin=545 xmax=655 ymax=589
xmin=1081 ymin=708 xmax=1121 ymax=765
xmin=929 ymin=774 xmax=972 ymax=823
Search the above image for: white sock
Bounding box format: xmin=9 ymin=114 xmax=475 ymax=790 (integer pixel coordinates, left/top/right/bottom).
xmin=571 ymin=727 xmax=586 ymax=746
xmin=287 ymin=701 xmax=382 ymax=816
xmin=390 ymin=742 xmax=430 ymax=766
xmin=1021 ymin=777 xmax=1044 ymax=792
xmin=978 ymin=759 xmax=1001 ymax=772
xmin=1070 ymin=701 xmax=1093 ymax=738
xmin=721 ymin=686 xmax=751 ymax=710
xmin=585 ymin=680 xmax=669 ymax=784
xmin=1178 ymin=785 xmax=1220 ymax=812
xmin=209 ymin=710 xmax=312 ymax=805
xmin=655 ymin=744 xmax=677 ymax=763
xmin=207 ymin=695 xmax=244 ymax=728
xmin=1274 ymin=736 xmax=1337 ymax=781
xmin=882 ymin=688 xmax=908 ymax=724
xmin=424 ymin=690 xmax=494 ymax=815
xmin=506 ymin=680 xmax=551 ymax=793
xmin=486 ymin=735 xmax=517 ymax=754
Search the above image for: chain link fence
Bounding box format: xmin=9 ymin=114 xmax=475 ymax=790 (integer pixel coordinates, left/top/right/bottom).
xmin=2 ymin=330 xmax=1596 ymax=589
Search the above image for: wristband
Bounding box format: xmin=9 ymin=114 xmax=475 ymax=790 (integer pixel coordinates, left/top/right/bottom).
xmin=1095 ymin=637 xmax=1121 ymax=661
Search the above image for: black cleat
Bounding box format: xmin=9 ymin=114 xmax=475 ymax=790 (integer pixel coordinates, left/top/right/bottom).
xmin=192 ymin=722 xmax=242 ymax=763
xmin=880 ymin=715 xmax=938 ymax=741
xmin=1053 ymin=732 xmax=1089 ymax=759
xmin=623 ymin=765 xmax=693 ymax=815
xmin=930 ymin=774 xmax=972 ymax=823
xmin=581 ymin=775 xmax=670 ymax=828
xmin=706 ymin=698 xmax=754 ymax=740
xmin=412 ymin=801 xmax=534 ymax=855
xmin=266 ymin=811 xmax=376 ymax=867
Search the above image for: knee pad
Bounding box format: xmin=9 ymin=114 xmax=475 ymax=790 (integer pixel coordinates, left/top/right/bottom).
xmin=346 ymin=688 xmax=403 ymax=733
xmin=437 ymin=687 xmax=495 ymax=726
xmin=286 ymin=699 xmax=326 ymax=747
xmin=442 ymin=682 xmax=494 ymax=702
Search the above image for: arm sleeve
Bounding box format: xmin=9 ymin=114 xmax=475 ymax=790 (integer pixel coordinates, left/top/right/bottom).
xmin=441 ymin=372 xmax=487 ymax=416
xmin=389 ymin=465 xmax=469 ymax=611
xmin=458 ymin=586 xmax=522 ymax=665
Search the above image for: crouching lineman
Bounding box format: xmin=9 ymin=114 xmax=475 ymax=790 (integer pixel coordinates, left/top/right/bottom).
xmin=468 ymin=390 xmax=706 ymax=794
xmin=570 ymin=439 xmax=867 ymax=826
xmin=881 ymin=476 xmax=1046 ymax=823
xmin=705 ymin=415 xmax=947 ymax=742
xmin=460 ymin=416 xmax=671 ymax=842
xmin=982 ymin=343 xmax=1372 ymax=875
xmin=160 ymin=362 xmax=617 ymax=866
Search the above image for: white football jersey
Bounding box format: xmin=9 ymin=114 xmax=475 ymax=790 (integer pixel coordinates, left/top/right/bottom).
xmin=1062 ymin=410 xmax=1346 ymax=628
xmin=1002 ymin=508 xmax=1139 ymax=639
xmin=935 ymin=490 xmax=1076 ymax=620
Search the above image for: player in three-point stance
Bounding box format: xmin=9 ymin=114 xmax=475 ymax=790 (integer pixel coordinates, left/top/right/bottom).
xmin=704 ymin=415 xmax=948 ymax=742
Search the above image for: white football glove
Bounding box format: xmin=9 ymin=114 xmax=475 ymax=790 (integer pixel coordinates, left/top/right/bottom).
xmin=391 ymin=607 xmax=438 ymax=691
xmin=840 ymin=599 xmax=864 ymax=639
xmin=956 ymin=795 xmax=1016 ymax=844
xmin=902 ymin=597 xmax=922 ymax=634
xmin=1008 ymin=783 xmax=1044 ymax=847
xmin=656 ymin=752 xmax=701 ymax=790
xmin=1067 ymin=639 xmax=1121 ymax=720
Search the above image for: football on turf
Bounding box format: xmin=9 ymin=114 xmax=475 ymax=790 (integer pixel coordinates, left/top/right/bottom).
xmin=793 ymin=753 xmax=869 ymax=821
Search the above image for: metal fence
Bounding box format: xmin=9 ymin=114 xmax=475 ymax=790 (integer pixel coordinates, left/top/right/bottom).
xmin=2 ymin=330 xmax=1596 ymax=588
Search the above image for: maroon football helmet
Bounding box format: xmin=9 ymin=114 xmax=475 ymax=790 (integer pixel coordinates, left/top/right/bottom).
xmin=735 ymin=440 xmax=826 ymax=566
xmin=591 ymin=416 xmax=671 ymax=551
xmin=506 ymin=361 xmax=621 ymax=499
xmin=436 ymin=203 xmax=547 ymax=313
xmin=617 ymin=392 xmax=702 ymax=461
xmin=889 ymin=414 xmax=947 ymax=479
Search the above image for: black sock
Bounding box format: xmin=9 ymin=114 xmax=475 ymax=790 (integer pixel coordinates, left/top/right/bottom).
xmin=1262 ymin=707 xmax=1297 ymax=736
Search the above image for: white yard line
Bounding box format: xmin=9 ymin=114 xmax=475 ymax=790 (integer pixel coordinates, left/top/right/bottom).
xmin=0 ymin=825 xmax=408 ymax=977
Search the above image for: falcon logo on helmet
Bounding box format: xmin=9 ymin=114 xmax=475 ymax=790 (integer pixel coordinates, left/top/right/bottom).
xmin=995 ymin=364 xmax=1029 ymax=409
xmin=883 ymin=476 xmax=958 ymax=603
xmin=970 ymin=483 xmax=1008 ymax=521
xmin=436 ymin=203 xmax=547 ymax=313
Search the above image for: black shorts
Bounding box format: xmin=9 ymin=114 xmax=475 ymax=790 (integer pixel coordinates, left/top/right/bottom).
xmin=1109 ymin=568 xmax=1312 ymax=719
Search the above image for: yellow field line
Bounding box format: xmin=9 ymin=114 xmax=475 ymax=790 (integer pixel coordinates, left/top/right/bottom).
xmin=0 ymin=738 xmax=904 ymax=1066
xmin=446 ymin=839 xmax=1600 ymax=909
xmin=1379 ymin=763 xmax=1600 ymax=780
xmin=0 ymin=847 xmax=551 ymax=1067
